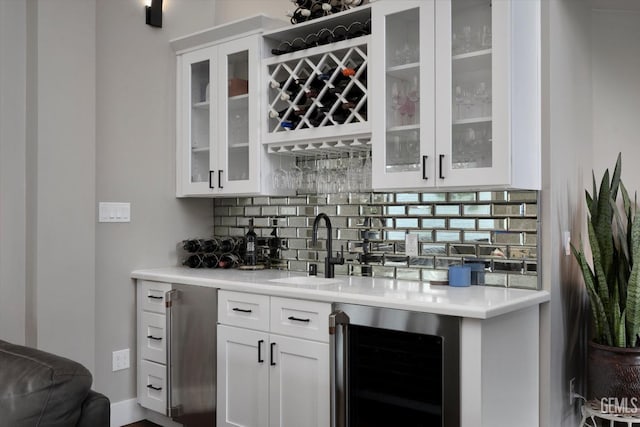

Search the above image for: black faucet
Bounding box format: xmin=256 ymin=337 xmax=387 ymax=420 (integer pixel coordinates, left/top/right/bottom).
xmin=312 ymin=213 xmax=344 ymax=278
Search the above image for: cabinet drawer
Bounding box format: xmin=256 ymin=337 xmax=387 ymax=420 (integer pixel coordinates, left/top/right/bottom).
xmin=140 ymin=280 xmax=172 ymax=314
xmin=138 ymin=359 xmax=167 ymax=415
xmin=141 ymin=312 xmax=166 ymax=364
xmin=270 ymin=297 xmax=331 ymax=342
xmin=218 ymin=290 xmax=269 ymax=331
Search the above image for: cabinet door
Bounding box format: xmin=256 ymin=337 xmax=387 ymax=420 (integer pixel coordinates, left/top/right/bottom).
xmin=269 ymin=334 xmax=329 ymax=427
xmin=177 ymin=46 xmax=218 ymax=196
xmin=217 ymin=325 xmax=269 ymax=427
xmin=371 ymin=1 xmax=435 ymax=190
xmin=434 ymin=0 xmax=509 ymax=187
xmin=216 ymin=36 xmax=262 ymax=194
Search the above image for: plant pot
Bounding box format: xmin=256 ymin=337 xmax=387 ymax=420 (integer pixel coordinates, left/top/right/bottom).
xmin=588 ymin=340 xmax=640 ymax=405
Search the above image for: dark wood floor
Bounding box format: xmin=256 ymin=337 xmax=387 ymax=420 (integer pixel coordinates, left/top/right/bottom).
xmin=122 ymin=421 xmax=161 ymax=427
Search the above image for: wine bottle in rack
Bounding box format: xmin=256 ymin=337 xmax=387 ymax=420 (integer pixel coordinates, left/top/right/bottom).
xmin=199 ymin=238 xmax=219 ymax=253
xmin=202 ymin=253 xmax=219 ymax=268
xmin=183 ymin=254 xmax=203 ymax=268
xmin=218 ymin=253 xmax=240 ymax=269
xmin=219 ymin=237 xmax=237 ymax=253
xmin=181 ymin=239 xmax=201 ymax=253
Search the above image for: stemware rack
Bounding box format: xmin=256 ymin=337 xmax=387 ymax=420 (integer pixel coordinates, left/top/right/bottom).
xmin=266 ymin=137 xmax=371 ymax=157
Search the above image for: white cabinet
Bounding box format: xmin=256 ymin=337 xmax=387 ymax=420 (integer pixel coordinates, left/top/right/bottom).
xmin=371 ymin=0 xmax=540 ymax=191
xmin=217 ymin=290 xmax=330 ymax=427
xmin=173 ymin=16 xmax=287 ymax=197
xmin=136 ymin=280 xmax=171 ymax=413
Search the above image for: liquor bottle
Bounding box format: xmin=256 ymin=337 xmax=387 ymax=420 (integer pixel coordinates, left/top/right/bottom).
xmin=244 ymin=219 xmax=257 ymax=266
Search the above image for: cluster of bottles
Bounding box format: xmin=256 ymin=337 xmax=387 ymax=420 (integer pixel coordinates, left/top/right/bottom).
xmin=269 ymin=64 xmax=367 ymax=130
xmin=181 ymin=237 xmax=244 ymax=269
xmin=181 ymin=220 xmax=259 ymax=269
xmin=287 ymin=0 xmax=365 ymax=25
xmin=271 ymin=20 xmax=371 ymax=56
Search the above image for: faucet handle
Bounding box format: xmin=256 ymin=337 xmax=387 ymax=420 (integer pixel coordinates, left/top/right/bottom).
xmin=337 ymin=245 xmax=345 ymax=264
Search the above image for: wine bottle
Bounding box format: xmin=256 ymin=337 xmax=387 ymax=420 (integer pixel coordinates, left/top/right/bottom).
xmin=218 ymin=253 xmax=240 ymax=269
xmin=244 ymin=219 xmax=257 ymax=266
xmin=183 ymin=254 xmax=203 ymax=268
xmin=181 ymin=239 xmax=201 ymax=253
xmin=202 ymin=253 xmax=219 ymax=268
xmin=219 ymin=237 xmax=236 ymax=253
xmin=199 ymin=238 xmax=219 ymax=253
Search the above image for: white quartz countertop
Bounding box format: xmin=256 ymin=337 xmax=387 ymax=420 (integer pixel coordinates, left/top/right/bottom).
xmin=131 ymin=267 xmax=549 ymax=319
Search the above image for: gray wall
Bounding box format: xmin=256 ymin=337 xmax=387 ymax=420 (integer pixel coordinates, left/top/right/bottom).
xmin=592 ymin=9 xmax=640 ymax=187
xmin=541 ymin=0 xmax=592 ymax=425
xmin=0 ymin=0 xmax=27 ymax=345
xmin=94 ymin=0 xmax=216 ymax=401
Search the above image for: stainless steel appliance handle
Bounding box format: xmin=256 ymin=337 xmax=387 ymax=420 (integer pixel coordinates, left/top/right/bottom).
xmin=165 ymin=289 xmax=178 ymax=417
xmin=329 ymin=310 xmax=349 ymax=427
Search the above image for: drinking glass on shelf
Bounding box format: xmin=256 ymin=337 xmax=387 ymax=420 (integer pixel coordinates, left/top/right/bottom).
xmin=360 ymin=151 xmax=372 ymax=191
xmin=287 ymin=161 xmax=303 ymax=190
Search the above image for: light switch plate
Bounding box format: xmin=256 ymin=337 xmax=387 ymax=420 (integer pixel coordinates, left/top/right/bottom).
xmin=99 ymin=202 xmax=131 ymax=223
xmin=405 ymin=233 xmax=419 ymax=257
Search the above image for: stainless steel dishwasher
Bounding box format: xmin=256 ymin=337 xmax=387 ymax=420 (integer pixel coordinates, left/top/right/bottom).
xmin=330 ymin=303 xmax=461 ymax=427
xmin=165 ymin=284 xmax=217 ymax=427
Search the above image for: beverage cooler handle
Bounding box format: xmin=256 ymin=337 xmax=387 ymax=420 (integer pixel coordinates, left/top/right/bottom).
xmin=329 ymin=310 xmax=349 ymax=427
xmin=165 ymin=289 xmax=178 ymax=418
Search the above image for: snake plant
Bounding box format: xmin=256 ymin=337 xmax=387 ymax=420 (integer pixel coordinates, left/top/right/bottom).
xmin=572 ymin=153 xmax=640 ymax=347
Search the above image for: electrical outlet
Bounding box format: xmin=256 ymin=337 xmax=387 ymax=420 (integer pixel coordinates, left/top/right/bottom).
xmin=112 ymin=349 xmax=130 ymax=372
xmin=569 ymin=377 xmax=576 ymax=404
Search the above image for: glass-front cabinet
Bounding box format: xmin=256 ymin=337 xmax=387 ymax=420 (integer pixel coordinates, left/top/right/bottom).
xmin=372 ymin=1 xmax=434 ymax=190
xmin=373 ymin=0 xmax=540 ymax=191
xmin=176 ymin=37 xmax=259 ymax=197
xmin=174 ymin=16 xmax=286 ymax=197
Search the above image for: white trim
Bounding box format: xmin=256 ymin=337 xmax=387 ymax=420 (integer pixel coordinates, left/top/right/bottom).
xmin=109 ymin=398 xmax=145 ymax=427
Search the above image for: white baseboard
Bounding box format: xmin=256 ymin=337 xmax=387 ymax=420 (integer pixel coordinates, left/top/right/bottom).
xmin=110 ymin=398 xmax=145 ymax=427
xmin=110 ymin=399 xmax=183 ymax=427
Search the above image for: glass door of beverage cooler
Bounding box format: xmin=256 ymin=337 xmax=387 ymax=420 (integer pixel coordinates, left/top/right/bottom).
xmin=371 ymin=1 xmax=434 ymax=191
xmin=216 ymin=37 xmax=259 ymax=194
xmin=181 ymin=47 xmax=217 ymax=195
xmin=435 ymin=0 xmax=508 ymax=187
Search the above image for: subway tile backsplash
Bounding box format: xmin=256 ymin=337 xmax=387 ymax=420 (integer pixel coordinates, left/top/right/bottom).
xmin=213 ymin=190 xmax=539 ymax=290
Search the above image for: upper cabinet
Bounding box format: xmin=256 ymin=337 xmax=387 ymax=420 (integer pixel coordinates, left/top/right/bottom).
xmin=371 ymin=0 xmax=540 ymax=191
xmin=172 ymin=16 xmax=288 ymax=197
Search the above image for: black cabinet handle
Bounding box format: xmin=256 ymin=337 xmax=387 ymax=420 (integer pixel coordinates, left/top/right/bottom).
xmin=288 ymin=316 xmax=311 ymax=323
xmin=147 ymin=384 xmax=162 ymax=391
xmin=270 ymin=343 xmax=276 ymax=366
xmin=146 ymin=335 xmax=162 ymax=341
xmin=209 ymin=171 xmax=215 ymax=189
xmin=258 ymin=339 xmax=264 ymax=363
xmin=218 ymin=170 xmax=224 ymax=189
xmin=439 ymin=154 xmax=445 ymax=179
xmin=232 ymin=307 xmax=252 ymax=313
xmin=422 ymin=155 xmax=428 ymax=180
xmin=147 ymin=295 xmax=163 ymax=300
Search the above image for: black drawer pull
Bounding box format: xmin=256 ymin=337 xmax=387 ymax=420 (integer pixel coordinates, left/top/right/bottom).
xmin=146 ymin=335 xmax=162 ymax=341
xmin=147 ymin=295 xmax=163 ymax=300
xmin=209 ymin=170 xmax=215 ymax=189
xmin=422 ymin=155 xmax=428 ymax=180
xmin=147 ymin=384 xmax=162 ymax=391
xmin=439 ymin=154 xmax=445 ymax=179
xmin=218 ymin=170 xmax=224 ymax=189
xmin=258 ymin=339 xmax=264 ymax=363
xmin=232 ymin=307 xmax=252 ymax=313
xmin=270 ymin=343 xmax=276 ymax=366
xmin=288 ymin=316 xmax=311 ymax=323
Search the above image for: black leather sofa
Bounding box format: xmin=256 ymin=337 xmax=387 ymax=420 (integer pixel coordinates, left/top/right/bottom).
xmin=0 ymin=339 xmax=110 ymax=427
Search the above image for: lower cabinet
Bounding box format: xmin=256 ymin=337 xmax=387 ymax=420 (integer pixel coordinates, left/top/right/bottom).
xmin=217 ymin=290 xmax=330 ymax=427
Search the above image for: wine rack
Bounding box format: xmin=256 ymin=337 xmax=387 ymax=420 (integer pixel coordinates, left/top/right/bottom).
xmin=263 ymin=36 xmax=371 ymax=146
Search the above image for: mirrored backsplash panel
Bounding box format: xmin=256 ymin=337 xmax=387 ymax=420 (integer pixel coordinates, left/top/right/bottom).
xmin=213 ymin=190 xmax=539 ymax=289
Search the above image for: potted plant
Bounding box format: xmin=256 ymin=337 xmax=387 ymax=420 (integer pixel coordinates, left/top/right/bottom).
xmin=572 ymin=153 xmax=640 ymax=409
